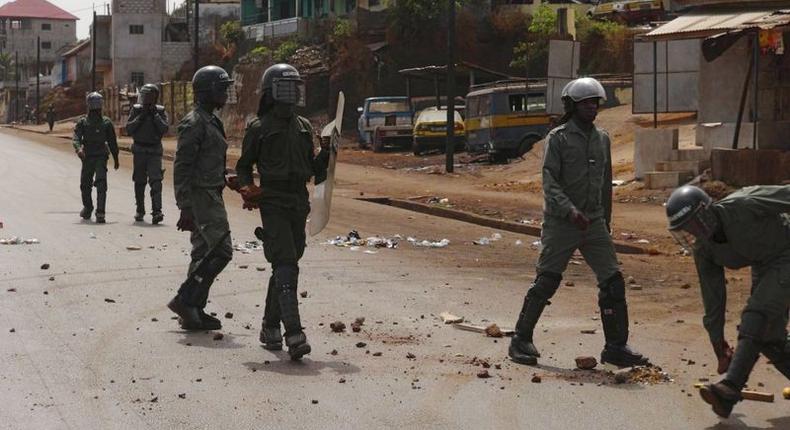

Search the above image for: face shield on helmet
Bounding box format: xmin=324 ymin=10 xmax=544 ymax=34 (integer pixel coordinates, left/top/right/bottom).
xmin=271 ymin=76 xmax=306 ymax=107
xmin=667 ymin=198 xmax=718 ymax=254
xmin=138 ymin=85 xmax=159 ymax=105
xmin=561 ymin=77 xmax=607 ymax=103
xmin=86 ymin=92 xmax=103 ymax=111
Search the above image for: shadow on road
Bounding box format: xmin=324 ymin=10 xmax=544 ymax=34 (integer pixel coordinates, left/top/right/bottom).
xmin=705 ymin=415 xmax=790 ymax=430
xmin=243 ymin=355 xmax=361 ymax=377
xmin=173 ymin=331 xmax=245 ymax=349
xmin=533 ymin=363 xmax=647 ymax=391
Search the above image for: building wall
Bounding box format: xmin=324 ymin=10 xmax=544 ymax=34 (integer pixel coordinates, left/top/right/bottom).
xmin=3 ymin=18 xmax=76 ymax=72
xmin=197 ymin=3 xmax=241 ymax=44
xmin=162 ymin=41 xmax=192 ymax=80
xmin=113 ymin=0 xmax=166 ymax=14
xmin=111 ymin=12 xmax=165 ymax=87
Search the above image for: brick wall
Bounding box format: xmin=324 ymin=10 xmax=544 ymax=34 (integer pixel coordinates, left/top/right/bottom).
xmin=162 ymin=42 xmax=193 ymax=80
xmin=113 ymin=0 xmax=166 ymax=15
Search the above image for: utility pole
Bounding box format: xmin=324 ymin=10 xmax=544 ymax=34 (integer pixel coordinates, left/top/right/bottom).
xmin=36 ymin=35 xmax=40 ymax=123
xmin=194 ymin=0 xmax=200 ymax=74
xmin=14 ymin=51 xmax=18 ymax=123
xmin=92 ymin=10 xmax=97 ymax=91
xmin=445 ymin=0 xmax=456 ymax=173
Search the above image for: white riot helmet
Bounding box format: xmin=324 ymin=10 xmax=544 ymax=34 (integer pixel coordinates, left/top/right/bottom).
xmin=86 ymin=92 xmax=103 ymax=111
xmin=561 ymin=77 xmax=607 ymax=103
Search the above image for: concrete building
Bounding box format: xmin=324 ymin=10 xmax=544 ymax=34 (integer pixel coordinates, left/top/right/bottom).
xmin=194 ymin=1 xmax=242 ymax=45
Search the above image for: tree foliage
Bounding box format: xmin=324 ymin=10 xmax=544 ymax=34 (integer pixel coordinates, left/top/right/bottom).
xmin=274 ymin=40 xmax=301 ymax=63
xmin=220 ymin=20 xmax=245 ymax=46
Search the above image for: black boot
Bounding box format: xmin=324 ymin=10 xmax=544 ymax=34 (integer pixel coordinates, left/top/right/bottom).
xmin=599 ymin=273 xmax=649 ymax=367
xmin=134 ymin=182 xmax=145 ymax=222
xmin=151 ymin=212 xmax=164 ymax=224
xmin=150 ymin=179 xmax=163 ymax=224
xmin=198 ymin=309 xmax=222 ymax=330
xmin=276 ymin=265 xmax=310 ymax=360
xmin=260 ymin=275 xmax=283 ymax=350
xmin=167 ymin=295 xmax=204 ymax=330
xmin=80 ymin=189 xmax=93 ymax=219
xmin=508 ymin=273 xmax=561 ymax=365
xmin=699 ymin=380 xmax=741 ymax=418
xmin=95 ymin=192 xmax=107 ymax=223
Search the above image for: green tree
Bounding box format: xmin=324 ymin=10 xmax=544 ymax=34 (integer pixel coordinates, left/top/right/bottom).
xmin=274 ymin=40 xmax=301 ymax=63
xmin=220 ymin=20 xmax=245 ymax=46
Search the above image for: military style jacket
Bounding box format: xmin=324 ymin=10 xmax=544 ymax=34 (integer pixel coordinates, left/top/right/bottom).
xmin=542 ymin=118 xmax=613 ymax=224
xmin=72 ymin=114 xmax=119 ymax=160
xmin=693 ymin=185 xmax=790 ymax=344
xmin=126 ymin=104 xmax=169 ymax=153
xmin=235 ymin=112 xmax=329 ymax=201
xmin=173 ymin=106 xmax=228 ymax=210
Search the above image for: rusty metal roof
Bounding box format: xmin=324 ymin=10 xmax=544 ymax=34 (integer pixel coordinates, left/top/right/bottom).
xmin=644 ymin=8 xmax=790 ymax=40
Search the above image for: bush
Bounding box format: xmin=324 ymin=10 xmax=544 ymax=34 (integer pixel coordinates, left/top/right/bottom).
xmin=245 ymin=46 xmax=271 ymax=63
xmin=274 ymin=40 xmax=301 ymax=63
xmin=219 ymin=21 xmax=244 ymax=46
xmin=576 ymin=14 xmax=634 ymax=74
xmin=333 ymin=18 xmax=354 ymax=40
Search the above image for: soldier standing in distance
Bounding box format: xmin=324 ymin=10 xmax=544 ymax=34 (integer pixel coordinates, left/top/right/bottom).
xmin=167 ymin=66 xmax=235 ymax=331
xmin=126 ymin=83 xmax=169 ymax=224
xmin=72 ymin=92 xmax=119 ymax=224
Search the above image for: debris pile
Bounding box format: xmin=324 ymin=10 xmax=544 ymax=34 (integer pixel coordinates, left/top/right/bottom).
xmin=234 ymin=240 xmax=263 ymax=254
xmin=327 ymin=231 xmax=398 ymax=249
xmin=1 ymin=237 xmax=39 ymax=245
xmin=613 ymin=366 xmax=672 ymax=385
xmin=473 ymin=233 xmax=502 ymax=246
xmin=407 ymin=237 xmax=450 ymax=248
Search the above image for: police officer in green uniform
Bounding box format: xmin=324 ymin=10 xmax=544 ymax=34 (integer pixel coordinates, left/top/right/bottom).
xmin=666 ymin=185 xmax=790 ymax=418
xmin=234 ymin=63 xmax=330 ymax=360
xmin=126 ymin=83 xmax=169 ymax=224
xmin=509 ymin=77 xmax=649 ymax=368
xmin=73 ymin=92 xmax=119 ymax=224
xmin=167 ymin=65 xmax=234 ymax=331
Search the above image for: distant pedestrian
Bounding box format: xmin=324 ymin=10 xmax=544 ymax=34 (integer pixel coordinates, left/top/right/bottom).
xmin=46 ymin=105 xmax=55 ymax=132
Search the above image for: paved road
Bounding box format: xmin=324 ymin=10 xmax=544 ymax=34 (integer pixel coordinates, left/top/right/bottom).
xmin=1 ymin=129 xmax=787 ymax=429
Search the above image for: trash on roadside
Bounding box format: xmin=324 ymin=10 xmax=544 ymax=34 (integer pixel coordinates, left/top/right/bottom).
xmin=234 ymin=240 xmax=263 ymax=254
xmin=1 ymin=237 xmax=39 ymax=245
xmin=531 ymin=240 xmax=543 ymax=251
xmin=515 ymin=240 xmax=523 ymax=246
xmin=453 ymin=322 xmax=515 ymax=336
xmin=407 ymin=237 xmax=450 ymax=248
xmin=327 ymin=231 xmax=398 ymax=249
xmin=440 ymin=312 xmax=464 ymax=324
xmin=474 ymin=232 xmax=503 ymax=246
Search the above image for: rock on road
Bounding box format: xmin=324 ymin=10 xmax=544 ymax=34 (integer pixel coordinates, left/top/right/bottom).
xmin=0 ymin=129 xmax=787 ymax=429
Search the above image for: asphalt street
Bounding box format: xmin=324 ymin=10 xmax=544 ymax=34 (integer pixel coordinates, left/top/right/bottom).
xmin=1 ymin=129 xmax=788 ymax=429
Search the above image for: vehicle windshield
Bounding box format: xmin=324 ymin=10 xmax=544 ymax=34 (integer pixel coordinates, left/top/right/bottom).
xmin=418 ymin=109 xmax=462 ymax=123
xmin=368 ymin=100 xmax=409 ymax=113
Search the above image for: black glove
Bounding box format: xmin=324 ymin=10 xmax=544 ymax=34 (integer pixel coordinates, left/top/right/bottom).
xmin=568 ymin=208 xmax=590 ymax=231
xmin=177 ymin=209 xmax=196 ymax=232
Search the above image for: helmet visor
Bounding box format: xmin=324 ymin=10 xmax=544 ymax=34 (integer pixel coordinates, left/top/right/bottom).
xmin=272 ymin=78 xmax=305 ymax=107
xmin=138 ymin=90 xmax=158 ymax=105
xmin=670 ymin=229 xmax=697 ymax=254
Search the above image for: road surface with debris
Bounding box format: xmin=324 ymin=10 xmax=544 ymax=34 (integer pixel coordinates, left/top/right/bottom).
xmin=1 ymin=129 xmax=788 ymax=429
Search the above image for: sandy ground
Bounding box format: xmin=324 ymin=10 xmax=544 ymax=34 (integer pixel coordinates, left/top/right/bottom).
xmin=1 ymin=121 xmax=788 ymax=428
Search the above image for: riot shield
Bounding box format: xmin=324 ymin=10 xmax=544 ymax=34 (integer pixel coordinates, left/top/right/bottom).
xmin=308 ymin=92 xmax=344 ymax=236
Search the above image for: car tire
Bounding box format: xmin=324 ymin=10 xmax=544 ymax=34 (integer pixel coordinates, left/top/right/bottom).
xmin=412 ymin=140 xmax=423 ymax=156
xmin=372 ymin=132 xmax=385 ymax=153
xmin=518 ymin=136 xmax=540 ymax=157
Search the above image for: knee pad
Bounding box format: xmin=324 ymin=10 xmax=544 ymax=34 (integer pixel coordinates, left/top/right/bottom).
xmin=527 ymin=271 xmax=562 ymax=301
xmin=598 ymin=272 xmax=626 ymax=306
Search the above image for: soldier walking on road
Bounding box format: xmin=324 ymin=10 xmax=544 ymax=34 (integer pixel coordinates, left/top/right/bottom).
xmin=508 ymin=77 xmax=649 ymax=368
xmin=126 ymin=84 xmax=169 ymax=224
xmin=73 ymin=92 xmax=119 ymax=224
xmin=666 ymin=185 xmax=790 ymax=418
xmin=46 ymin=105 xmax=56 ymax=132
xmin=234 ymin=64 xmax=330 ymax=360
xmin=167 ymin=66 xmax=234 ymax=331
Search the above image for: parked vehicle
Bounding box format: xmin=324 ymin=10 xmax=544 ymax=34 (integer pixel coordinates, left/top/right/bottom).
xmin=588 ymin=0 xmax=665 ymax=25
xmin=356 ymin=96 xmax=413 ymax=152
xmin=465 ymin=80 xmax=553 ymax=161
xmin=412 ymin=107 xmax=465 ymax=156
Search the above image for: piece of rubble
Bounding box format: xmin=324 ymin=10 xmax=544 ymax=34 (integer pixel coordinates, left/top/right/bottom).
xmin=40 ymin=263 xmax=50 ymax=270
xmin=256 ymin=266 xmax=266 ymax=271
xmin=300 ymin=291 xmax=308 ymax=298
xmin=330 ymin=321 xmax=346 ymax=333
xmin=213 ymin=333 xmax=224 ymax=341
xmin=627 ymin=276 xmax=636 ymax=284
xmin=575 ymin=356 xmax=598 ymax=370
xmin=580 ymin=329 xmax=596 ymax=335
xmin=9 ymin=328 xmax=15 ymax=333
xmin=485 ymin=324 xmax=504 ymax=338
xmin=440 ymin=312 xmax=463 ymax=324
xmin=177 ymin=393 xmax=186 ymax=399
xmin=351 ymin=323 xmax=362 ymax=333
xmin=477 ymin=370 xmax=491 ymax=378
xmin=238 ymin=265 xmax=248 ymax=269
xmin=330 ymin=349 xmax=338 ymax=355
xmin=126 ymin=246 xmax=142 ymax=251
xmin=224 ymin=312 xmax=234 ymax=319
xmin=7 ymin=288 xmax=16 ymax=292
xmin=372 ymin=352 xmax=382 ymax=357
xmin=103 ymin=298 xmax=116 ymax=303
xmin=681 ymin=283 xmax=692 ymax=289
xmin=355 ymin=342 xmax=366 ymax=348
xmin=406 ymin=352 xmax=416 ymax=359
xmin=531 ymin=375 xmax=541 ymax=383
xmin=565 ymin=281 xmax=575 ymax=287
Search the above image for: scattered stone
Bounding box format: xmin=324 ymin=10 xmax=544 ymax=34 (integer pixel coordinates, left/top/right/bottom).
xmin=351 ymin=323 xmax=362 ymax=333
xmin=406 ymin=352 xmax=416 ymax=359
xmin=40 ymin=263 xmax=50 ymax=270
xmin=565 ymin=281 xmax=575 ymax=287
xmin=43 ymin=291 xmax=49 ymax=295
xmin=354 ymin=317 xmax=365 ymax=325
xmin=224 ymin=312 xmax=233 ymax=319
xmin=614 ymin=372 xmax=629 ymax=384
xmin=485 ymin=323 xmax=504 ymax=338
xmin=627 ymin=276 xmax=636 ymax=284
xmin=372 ymin=352 xmax=382 ymax=357
xmin=477 ymin=370 xmax=491 ymax=378
xmin=575 ymin=356 xmax=598 ymax=370
xmin=238 ymin=265 xmax=249 ymax=269
xmin=440 ymin=312 xmax=463 ymax=324
xmin=256 ymin=267 xmax=266 ymax=271
xmin=338 ymin=378 xmax=346 ymax=384
xmin=7 ymin=288 xmax=16 ymax=292
xmin=330 ymin=349 xmax=338 ymax=355
xmin=531 ymin=375 xmax=541 ymax=383
xmin=177 ymin=393 xmax=186 ymax=399
xmin=104 ymin=298 xmax=116 ymax=303
xmin=580 ymin=329 xmax=596 ymax=335
xmin=300 ymin=291 xmax=308 ymax=298
xmin=151 ymin=318 xmax=158 ymax=322
xmin=355 ymin=342 xmax=366 ymax=348
xmin=330 ymin=321 xmax=346 ymax=333
xmin=48 ymin=277 xmax=55 ymax=281
xmin=150 ymin=396 xmax=158 ymax=403
xmin=213 ymin=333 xmax=224 ymax=341
xmin=126 ymin=246 xmax=142 ymax=251
xmin=311 ymin=399 xmax=319 ymax=404
xmin=9 ymin=328 xmax=15 ymax=333
xmin=681 ymin=283 xmax=692 ymax=290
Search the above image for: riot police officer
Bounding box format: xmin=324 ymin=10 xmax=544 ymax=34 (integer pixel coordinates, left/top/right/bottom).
xmin=234 ymin=63 xmax=330 ymax=360
xmin=168 ymin=66 xmax=234 ymax=331
xmin=72 ymin=92 xmax=119 ymax=224
xmin=126 ymin=83 xmax=169 ymax=224
xmin=508 ymin=77 xmax=649 ymax=368
xmin=667 ymin=185 xmax=790 ymax=418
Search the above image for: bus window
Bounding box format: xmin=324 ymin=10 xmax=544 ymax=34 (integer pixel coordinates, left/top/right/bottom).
xmin=509 ymin=94 xmax=526 ymax=112
xmin=479 ymin=95 xmax=492 ymax=116
xmin=467 ymin=96 xmax=480 ymax=119
xmin=527 ymin=92 xmax=547 ymax=113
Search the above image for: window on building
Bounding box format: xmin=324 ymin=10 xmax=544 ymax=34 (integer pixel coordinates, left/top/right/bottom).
xmin=41 ymin=41 xmax=52 ymax=50
xmin=131 ymin=72 xmax=145 ymax=88
xmin=129 ymin=25 xmax=144 ymax=35
xmin=41 ymin=23 xmax=51 ymax=31
xmin=10 ymin=20 xmax=21 ymax=30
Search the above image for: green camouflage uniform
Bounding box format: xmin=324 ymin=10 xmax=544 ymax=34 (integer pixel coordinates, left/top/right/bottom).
xmin=126 ymin=104 xmax=169 ymax=216
xmin=72 ymin=114 xmax=118 ymax=216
